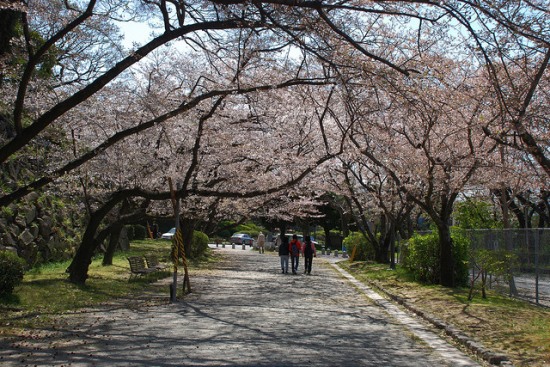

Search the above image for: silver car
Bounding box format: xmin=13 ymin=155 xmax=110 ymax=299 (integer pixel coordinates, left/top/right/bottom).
xmin=230 ymin=233 xmax=254 ymax=246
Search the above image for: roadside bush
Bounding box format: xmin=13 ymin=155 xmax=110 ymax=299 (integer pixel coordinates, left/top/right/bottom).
xmin=0 ymin=251 xmax=26 ymax=295
xmin=468 ymin=248 xmax=519 ymax=300
xmin=404 ymin=229 xmax=469 ymax=287
xmin=343 ymin=231 xmax=374 ymax=261
xmin=191 ymin=231 xmax=209 ymax=259
xmin=452 ymin=231 xmax=470 ymax=287
xmin=405 ymin=232 xmax=439 ymax=283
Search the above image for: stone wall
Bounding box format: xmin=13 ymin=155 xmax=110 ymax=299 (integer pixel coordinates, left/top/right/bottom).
xmin=0 ymin=191 xmax=83 ymax=266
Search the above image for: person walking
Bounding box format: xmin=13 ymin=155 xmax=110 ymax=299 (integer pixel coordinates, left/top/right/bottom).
xmin=278 ymin=235 xmax=289 ymax=273
xmin=302 ymin=235 xmax=316 ymax=274
xmin=274 ymin=234 xmax=282 ymax=252
xmin=257 ymin=232 xmax=266 ymax=254
xmin=289 ymin=234 xmax=302 ymax=275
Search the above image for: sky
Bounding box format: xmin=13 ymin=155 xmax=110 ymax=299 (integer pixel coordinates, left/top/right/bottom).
xmin=117 ymin=20 xmax=153 ymax=49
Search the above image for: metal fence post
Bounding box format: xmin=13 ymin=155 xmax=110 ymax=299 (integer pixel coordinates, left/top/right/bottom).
xmin=535 ymin=229 xmax=540 ymax=305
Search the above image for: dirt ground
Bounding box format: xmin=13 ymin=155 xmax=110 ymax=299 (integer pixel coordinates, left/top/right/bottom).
xmin=0 ymin=247 xmax=486 ymax=366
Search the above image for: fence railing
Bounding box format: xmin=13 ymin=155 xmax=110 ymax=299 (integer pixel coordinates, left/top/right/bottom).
xmin=465 ymin=229 xmax=550 ymax=306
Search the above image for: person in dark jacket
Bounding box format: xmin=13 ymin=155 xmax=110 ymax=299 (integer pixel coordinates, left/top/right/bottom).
xmin=302 ymin=235 xmax=316 ymax=274
xmin=278 ymin=235 xmax=289 ymax=273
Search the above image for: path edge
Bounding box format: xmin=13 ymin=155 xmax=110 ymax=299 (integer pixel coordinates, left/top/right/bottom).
xmin=326 ymin=260 xmax=514 ymax=367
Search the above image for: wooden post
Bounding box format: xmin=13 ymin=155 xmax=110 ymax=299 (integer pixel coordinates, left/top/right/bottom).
xmin=146 ymin=221 xmax=153 ymax=239
xmin=350 ymin=245 xmax=358 ymax=262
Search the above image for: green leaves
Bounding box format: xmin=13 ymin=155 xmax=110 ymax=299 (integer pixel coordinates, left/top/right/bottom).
xmin=0 ymin=250 xmax=25 ymax=295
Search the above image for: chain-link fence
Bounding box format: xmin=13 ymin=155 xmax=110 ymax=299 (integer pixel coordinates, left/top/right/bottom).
xmin=465 ymin=229 xmax=550 ymax=306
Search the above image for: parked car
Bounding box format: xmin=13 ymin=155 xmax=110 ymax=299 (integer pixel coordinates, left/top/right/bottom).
xmin=230 ymin=233 xmax=254 ymax=246
xmin=161 ymin=227 xmax=176 ymax=240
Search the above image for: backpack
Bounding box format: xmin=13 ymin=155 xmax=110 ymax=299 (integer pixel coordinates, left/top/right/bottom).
xmin=290 ymin=241 xmax=299 ymax=256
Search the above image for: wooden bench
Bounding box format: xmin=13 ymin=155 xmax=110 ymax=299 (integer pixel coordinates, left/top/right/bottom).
xmin=127 ymin=256 xmax=157 ymax=279
xmin=144 ymin=254 xmax=167 ymax=270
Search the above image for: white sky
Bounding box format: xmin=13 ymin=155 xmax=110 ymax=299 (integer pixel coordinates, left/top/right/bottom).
xmin=118 ymin=20 xmax=154 ymax=49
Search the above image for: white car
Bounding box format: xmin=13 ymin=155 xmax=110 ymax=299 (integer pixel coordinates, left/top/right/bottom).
xmin=161 ymin=227 xmax=176 ymax=240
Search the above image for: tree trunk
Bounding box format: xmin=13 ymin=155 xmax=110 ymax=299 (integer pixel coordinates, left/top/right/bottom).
xmin=404 ymin=211 xmax=415 ymax=239
xmin=180 ymin=217 xmax=195 ymax=259
xmin=495 ymin=188 xmax=519 ymax=296
xmin=438 ymin=223 xmax=454 ymax=287
xmin=300 ymin=219 xmax=311 ymax=237
xmin=373 ymin=215 xmax=389 ymax=264
xmin=67 ymin=193 xmax=131 ymax=284
xmin=279 ymin=222 xmax=287 ymax=238
xmin=102 ymin=223 xmax=123 ymax=266
xmin=67 ymin=204 xmax=112 ymax=284
xmin=102 ymin=199 xmax=133 ymax=265
xmin=323 ymin=225 xmax=331 ymax=250
xmin=389 ymin=223 xmax=396 ymax=270
xmin=67 ymin=242 xmax=96 ymax=284
xmin=341 ymin=211 xmax=350 ymax=238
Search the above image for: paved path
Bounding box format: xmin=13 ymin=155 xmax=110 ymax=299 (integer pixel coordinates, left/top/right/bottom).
xmin=0 ymin=247 xmax=483 ymax=366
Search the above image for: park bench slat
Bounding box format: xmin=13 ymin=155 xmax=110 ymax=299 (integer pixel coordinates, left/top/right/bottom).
xmin=127 ymin=256 xmax=156 ymax=278
xmin=144 ymin=254 xmax=167 ymax=270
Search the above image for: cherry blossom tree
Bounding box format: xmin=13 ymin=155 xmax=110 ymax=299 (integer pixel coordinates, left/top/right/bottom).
xmin=476 ymin=29 xmax=550 ymax=177
xmin=324 ymin=50 xmax=501 ymax=286
xmin=1 ymin=1 xmax=548 ymax=286
xmin=62 ymin=43 xmax=342 ymax=283
xmin=340 ymin=158 xmax=414 ymax=267
xmin=489 ymin=144 xmax=550 ymax=229
xmin=3 ymin=1 xmax=548 ymax=201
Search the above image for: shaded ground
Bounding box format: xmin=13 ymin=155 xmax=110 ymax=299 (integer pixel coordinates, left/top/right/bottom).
xmin=0 ymin=248 xmax=484 ymax=366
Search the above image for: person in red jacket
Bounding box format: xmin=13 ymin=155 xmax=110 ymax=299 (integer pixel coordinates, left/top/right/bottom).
xmin=289 ymin=234 xmax=301 ymax=275
xmin=302 ymin=235 xmax=317 ymax=274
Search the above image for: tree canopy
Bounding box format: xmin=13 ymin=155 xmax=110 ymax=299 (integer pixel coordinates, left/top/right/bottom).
xmin=0 ymin=0 xmax=548 ymax=285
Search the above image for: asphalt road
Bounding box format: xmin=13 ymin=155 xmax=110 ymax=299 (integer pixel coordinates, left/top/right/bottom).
xmin=0 ymin=247 xmax=483 ymax=367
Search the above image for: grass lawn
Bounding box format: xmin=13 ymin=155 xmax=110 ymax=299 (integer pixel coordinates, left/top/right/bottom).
xmin=339 ymin=261 xmax=550 ymax=367
xmin=0 ymin=239 xmax=219 ymax=336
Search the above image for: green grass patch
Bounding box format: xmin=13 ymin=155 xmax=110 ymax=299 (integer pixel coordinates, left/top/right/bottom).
xmin=340 ymin=260 xmax=550 ymax=367
xmin=0 ymin=239 xmax=192 ymax=333
xmin=346 ymin=261 xmax=415 ymax=282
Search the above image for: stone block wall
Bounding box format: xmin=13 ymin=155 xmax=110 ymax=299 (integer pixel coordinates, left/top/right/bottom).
xmin=0 ymin=192 xmax=83 ymax=266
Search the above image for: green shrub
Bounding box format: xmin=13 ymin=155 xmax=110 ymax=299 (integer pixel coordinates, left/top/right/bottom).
xmin=343 ymin=231 xmax=374 ymax=261
xmin=191 ymin=231 xmax=209 ymax=259
xmin=0 ymin=251 xmax=25 ymax=295
xmin=236 ymin=222 xmax=264 ymax=238
xmin=404 ymin=229 xmax=469 ymax=287
xmin=452 ymin=231 xmax=470 ymax=287
xmin=133 ymin=225 xmax=147 ymax=240
xmin=454 ymin=200 xmax=502 ymax=229
xmin=405 ymin=232 xmax=439 ymax=283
